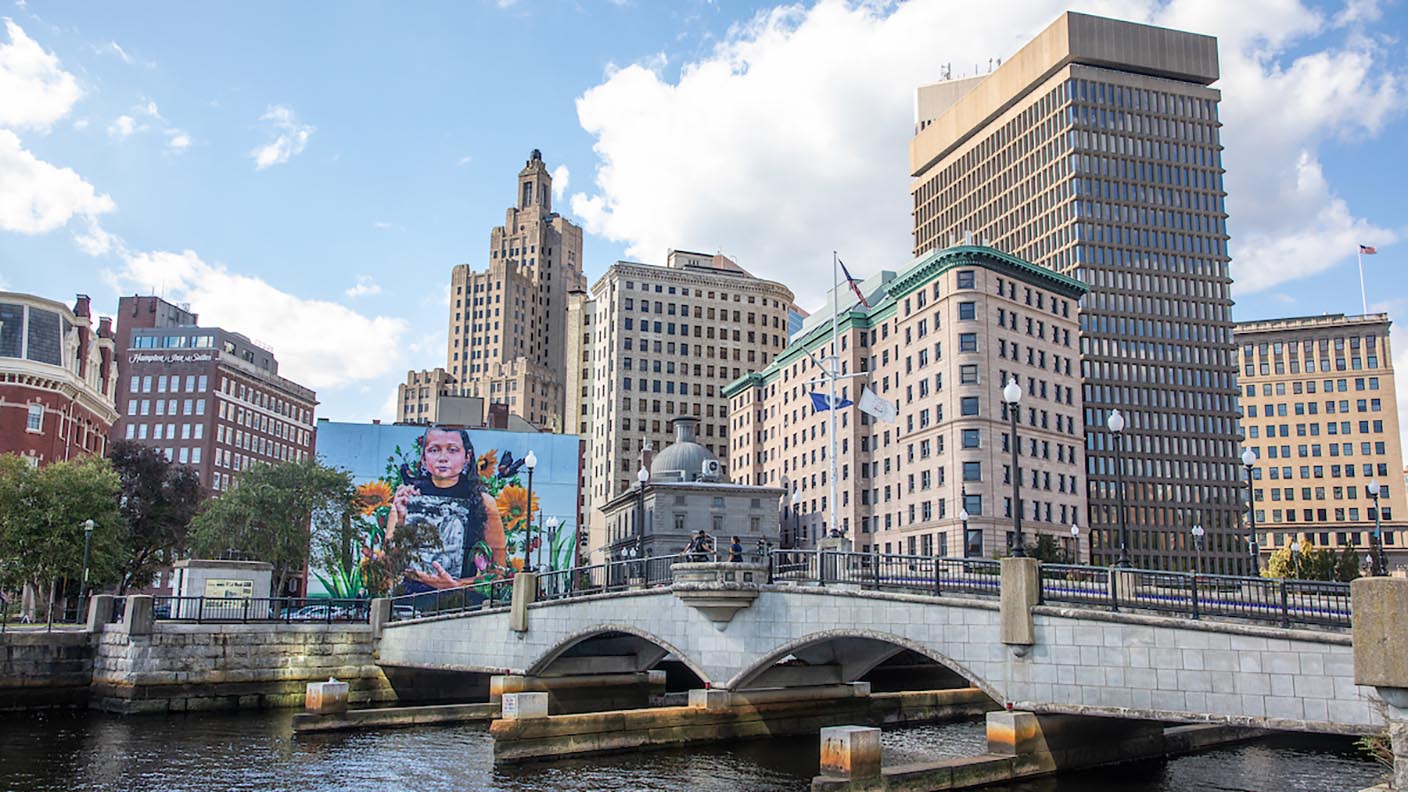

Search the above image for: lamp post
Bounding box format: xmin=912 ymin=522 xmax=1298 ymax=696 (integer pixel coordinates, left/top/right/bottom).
xmin=1003 ymin=377 xmax=1025 ymax=557
xmin=636 ymin=466 xmax=650 ymax=559
xmin=78 ymin=519 xmax=95 ymax=614
xmin=543 ymin=516 xmax=559 ymax=573
xmin=790 ymin=489 xmax=802 ymax=549
xmin=1107 ymin=409 xmax=1129 ymax=567
xmin=522 ymin=450 xmax=538 ymax=571
xmin=1290 ymin=538 xmax=1302 ymax=579
xmin=1368 ymin=479 xmax=1386 ymax=576
xmin=1070 ymin=523 xmax=1080 ymax=564
xmin=1241 ymin=448 xmax=1259 ymax=574
xmin=1190 ymin=523 xmax=1204 ymax=574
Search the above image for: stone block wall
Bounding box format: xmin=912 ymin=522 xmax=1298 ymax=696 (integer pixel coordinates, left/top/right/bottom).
xmin=91 ymin=624 xmax=394 ymax=714
xmin=0 ymin=631 xmax=94 ymax=710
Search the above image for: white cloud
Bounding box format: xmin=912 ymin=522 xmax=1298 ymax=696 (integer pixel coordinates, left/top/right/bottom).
xmin=106 ymin=113 xmax=138 ymax=139
xmin=0 ymin=18 xmax=82 ymax=131
xmin=72 ymin=117 xmax=88 ymax=130
xmin=570 ymin=0 xmax=1405 ymax=309
xmin=456 ymin=154 xmax=473 ymax=166
xmin=551 ymin=164 xmax=570 ymax=202
xmin=117 ymin=250 xmax=409 ymax=389
xmin=249 ymin=104 xmax=314 ymax=170
xmin=0 ymin=128 xmax=114 ymax=234
xmin=165 ymin=130 xmax=191 ymax=153
xmin=344 ymin=274 xmax=382 ymax=298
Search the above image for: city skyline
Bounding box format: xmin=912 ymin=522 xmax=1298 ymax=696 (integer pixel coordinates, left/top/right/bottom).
xmin=1 ymin=0 xmax=1406 ymax=447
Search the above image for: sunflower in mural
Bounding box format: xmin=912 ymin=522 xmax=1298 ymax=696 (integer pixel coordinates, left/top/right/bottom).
xmin=477 ymin=449 xmax=498 ymax=479
xmin=356 ymin=480 xmax=394 ymax=516
xmin=495 ymin=483 xmax=540 ymax=533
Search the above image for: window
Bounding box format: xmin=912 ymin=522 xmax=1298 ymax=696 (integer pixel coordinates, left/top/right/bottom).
xmin=962 ymin=429 xmax=980 ymax=448
xmin=959 ymin=333 xmax=977 ymax=352
xmin=960 ymin=364 xmax=979 ymax=384
xmin=958 ymin=302 xmax=976 ymax=320
xmin=960 ymin=397 xmax=979 ymax=416
xmin=25 ymin=404 xmax=43 ymax=433
xmin=963 ymin=461 xmax=982 ymax=481
xmin=956 ymin=270 xmax=975 ymax=289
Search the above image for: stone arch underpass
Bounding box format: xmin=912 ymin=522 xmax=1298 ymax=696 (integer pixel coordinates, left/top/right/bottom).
xmin=376 ymin=584 xmax=1381 ymax=734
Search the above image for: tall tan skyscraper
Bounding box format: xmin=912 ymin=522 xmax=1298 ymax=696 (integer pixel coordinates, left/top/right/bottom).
xmin=1235 ymin=313 xmax=1405 ymax=573
xmin=567 ymin=250 xmax=795 ymax=562
xmin=910 ymin=13 xmax=1244 ymax=572
xmin=444 ymin=150 xmax=586 ymax=429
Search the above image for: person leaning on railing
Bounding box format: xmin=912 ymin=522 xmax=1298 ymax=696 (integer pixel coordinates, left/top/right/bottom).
xmin=683 ymin=530 xmax=714 ymax=562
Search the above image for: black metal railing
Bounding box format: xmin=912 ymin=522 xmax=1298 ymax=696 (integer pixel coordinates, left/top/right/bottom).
xmin=384 ymin=579 xmax=515 ymax=623
xmin=1037 ymin=566 xmax=1352 ymax=628
xmin=536 ymin=556 xmax=681 ymax=603
xmin=152 ymin=596 xmax=371 ymax=624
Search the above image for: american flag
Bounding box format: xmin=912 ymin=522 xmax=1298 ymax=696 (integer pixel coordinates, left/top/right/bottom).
xmin=1360 ymin=244 xmax=1378 ymax=255
xmin=838 ymin=259 xmax=869 ymax=308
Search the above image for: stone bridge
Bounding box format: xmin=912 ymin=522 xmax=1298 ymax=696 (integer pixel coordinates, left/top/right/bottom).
xmin=377 ymin=561 xmax=1383 ymax=736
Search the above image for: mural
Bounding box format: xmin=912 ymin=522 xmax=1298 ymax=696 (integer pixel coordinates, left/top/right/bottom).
xmin=311 ymin=421 xmax=580 ymax=599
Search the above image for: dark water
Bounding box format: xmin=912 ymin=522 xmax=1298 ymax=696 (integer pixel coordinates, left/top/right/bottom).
xmin=0 ymin=710 xmax=1386 ymax=792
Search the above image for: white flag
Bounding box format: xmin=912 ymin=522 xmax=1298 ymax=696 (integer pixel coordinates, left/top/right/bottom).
xmin=858 ymin=386 xmax=897 ymax=423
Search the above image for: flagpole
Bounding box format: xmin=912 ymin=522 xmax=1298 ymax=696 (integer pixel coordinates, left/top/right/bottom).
xmin=1357 ymin=249 xmax=1368 ymax=314
xmin=829 ymin=251 xmax=840 ymax=549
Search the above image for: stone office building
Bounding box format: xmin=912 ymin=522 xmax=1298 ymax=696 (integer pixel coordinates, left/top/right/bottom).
xmin=567 ymin=250 xmax=795 ymax=563
xmin=112 ymin=296 xmax=317 ymax=492
xmin=1235 ymin=313 xmax=1406 ymax=572
xmin=726 ymin=244 xmax=1088 ymax=560
xmin=599 ymin=417 xmax=784 ymax=560
xmin=910 ymin=12 xmax=1245 ymax=572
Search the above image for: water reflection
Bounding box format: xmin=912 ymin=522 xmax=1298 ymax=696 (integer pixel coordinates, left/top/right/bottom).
xmin=0 ymin=710 xmax=1385 ymax=792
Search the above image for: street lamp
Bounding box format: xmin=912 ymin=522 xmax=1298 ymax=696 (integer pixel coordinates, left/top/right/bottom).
xmin=1368 ymin=480 xmax=1386 ymax=576
xmin=78 ymin=519 xmax=95 ymax=614
xmin=544 ymin=516 xmax=559 ymax=572
xmin=523 ymin=450 xmax=538 ymax=571
xmin=1107 ymin=409 xmax=1130 ymax=567
xmin=1242 ymin=448 xmax=1259 ymax=574
xmin=636 ymin=466 xmax=650 ymax=559
xmin=1070 ymin=523 xmax=1080 ymax=564
xmin=1003 ymin=376 xmax=1025 ymax=557
xmin=960 ymin=507 xmax=972 ymax=557
xmin=1190 ymin=523 xmax=1205 ymax=574
xmin=790 ymin=489 xmax=802 ymax=549
xmin=1290 ymin=538 xmax=1302 ymax=579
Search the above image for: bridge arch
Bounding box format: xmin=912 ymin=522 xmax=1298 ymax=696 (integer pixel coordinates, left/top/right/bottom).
xmin=525 ymin=622 xmax=713 ymax=685
xmin=723 ymin=628 xmax=1004 ymax=701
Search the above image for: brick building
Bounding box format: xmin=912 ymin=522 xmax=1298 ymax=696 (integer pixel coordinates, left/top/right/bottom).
xmin=0 ymin=292 xmax=118 ymax=464
xmin=112 ymin=296 xmax=317 ymax=492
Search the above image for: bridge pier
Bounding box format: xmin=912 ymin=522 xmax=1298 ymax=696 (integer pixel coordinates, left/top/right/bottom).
xmin=1352 ymin=576 xmax=1408 ymax=789
xmin=489 ymin=671 xmax=667 ymax=714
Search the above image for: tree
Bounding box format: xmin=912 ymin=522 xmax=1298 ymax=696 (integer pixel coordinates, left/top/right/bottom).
xmin=1334 ymin=545 xmax=1362 ymax=583
xmin=1262 ymin=539 xmax=1337 ymax=581
xmin=108 ymin=440 xmax=205 ymax=594
xmin=189 ymin=458 xmax=354 ymax=598
xmin=0 ymin=454 xmax=123 ymax=620
xmin=1024 ymin=534 xmax=1068 ymax=563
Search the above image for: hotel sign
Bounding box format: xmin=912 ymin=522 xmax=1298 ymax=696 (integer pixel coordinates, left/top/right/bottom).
xmin=129 ymin=352 xmax=214 ymax=364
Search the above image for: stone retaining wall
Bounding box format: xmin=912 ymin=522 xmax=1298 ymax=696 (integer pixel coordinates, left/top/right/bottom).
xmin=0 ymin=631 xmax=93 ymax=710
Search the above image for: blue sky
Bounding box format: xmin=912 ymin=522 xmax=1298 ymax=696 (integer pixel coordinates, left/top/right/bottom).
xmin=1 ymin=0 xmax=1405 ymax=443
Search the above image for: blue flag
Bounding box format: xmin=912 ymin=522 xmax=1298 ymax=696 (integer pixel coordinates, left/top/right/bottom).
xmin=810 ymin=392 xmax=853 ymax=412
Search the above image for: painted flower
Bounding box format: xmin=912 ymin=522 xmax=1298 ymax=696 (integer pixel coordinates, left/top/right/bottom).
xmin=510 ymin=556 xmax=524 ymax=572
xmin=477 ymin=450 xmax=498 ymax=478
xmin=496 ymin=484 xmax=540 ymax=530
xmin=356 ymin=480 xmax=394 ymax=516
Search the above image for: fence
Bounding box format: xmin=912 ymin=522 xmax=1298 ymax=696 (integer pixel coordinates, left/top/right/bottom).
xmin=152 ymin=596 xmax=371 ymax=624
xmin=384 ymin=578 xmax=515 ymax=623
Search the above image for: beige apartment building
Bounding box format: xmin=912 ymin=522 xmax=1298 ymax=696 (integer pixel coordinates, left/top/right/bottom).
xmin=910 ymin=12 xmax=1244 ymax=572
xmin=418 ymin=149 xmax=586 ymax=430
xmin=726 ymin=244 xmax=1088 ymax=560
xmin=1235 ymin=313 xmax=1405 ymax=571
xmin=568 ymin=250 xmax=795 ymax=562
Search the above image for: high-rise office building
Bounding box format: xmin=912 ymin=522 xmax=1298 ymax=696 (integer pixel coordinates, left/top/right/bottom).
xmin=727 ymin=245 xmax=1088 ymax=557
xmin=445 ymin=150 xmax=586 ymax=430
xmin=910 ymin=12 xmax=1243 ymax=572
xmin=567 ymin=250 xmax=795 ymax=562
xmin=112 ymin=296 xmax=318 ymax=492
xmin=1235 ymin=313 xmax=1405 ymax=572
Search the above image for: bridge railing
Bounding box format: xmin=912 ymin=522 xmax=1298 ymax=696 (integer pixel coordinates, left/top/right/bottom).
xmin=767 ymin=550 xmax=1001 ymax=597
xmin=152 ymin=596 xmax=371 ymax=624
xmin=535 ymin=555 xmax=682 ymax=603
xmin=384 ymin=578 xmax=514 ymax=623
xmin=1037 ymin=566 xmax=1351 ymax=629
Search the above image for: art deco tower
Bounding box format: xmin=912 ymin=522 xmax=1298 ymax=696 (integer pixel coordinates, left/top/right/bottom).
xmin=910 ymin=13 xmax=1244 ymax=572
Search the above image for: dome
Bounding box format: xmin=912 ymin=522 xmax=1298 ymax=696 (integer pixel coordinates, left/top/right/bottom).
xmin=650 ymin=417 xmax=719 ymax=482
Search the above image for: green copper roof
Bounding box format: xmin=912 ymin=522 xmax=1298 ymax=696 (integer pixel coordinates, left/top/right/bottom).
xmin=723 ymin=245 xmax=1087 ymax=397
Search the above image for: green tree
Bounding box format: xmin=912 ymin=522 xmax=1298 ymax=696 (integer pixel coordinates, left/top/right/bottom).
xmin=1025 ymin=533 xmax=1067 ymax=563
xmin=0 ymin=454 xmax=123 ymax=620
xmin=1262 ymin=539 xmax=1337 ymax=580
xmin=1333 ymin=545 xmax=1362 ymax=583
xmin=109 ymin=440 xmax=206 ymax=594
xmin=190 ymin=458 xmax=354 ymax=597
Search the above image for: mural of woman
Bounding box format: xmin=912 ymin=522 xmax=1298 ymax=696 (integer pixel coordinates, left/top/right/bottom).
xmin=385 ymin=425 xmax=507 ymax=591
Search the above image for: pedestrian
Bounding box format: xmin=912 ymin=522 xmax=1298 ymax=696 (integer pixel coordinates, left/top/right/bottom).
xmin=683 ymin=530 xmax=712 ymax=562
xmin=729 ymin=536 xmax=743 ymax=563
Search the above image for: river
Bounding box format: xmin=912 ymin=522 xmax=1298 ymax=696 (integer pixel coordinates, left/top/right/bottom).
xmin=0 ymin=710 xmax=1386 ymax=792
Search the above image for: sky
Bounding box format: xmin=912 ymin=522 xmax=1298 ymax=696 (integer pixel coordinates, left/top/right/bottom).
xmin=1 ymin=0 xmax=1406 ymax=449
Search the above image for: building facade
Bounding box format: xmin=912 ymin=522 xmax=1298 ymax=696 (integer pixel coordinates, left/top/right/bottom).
xmin=112 ymin=296 xmax=317 ymax=492
xmin=568 ymin=250 xmax=795 ymax=562
xmin=396 ymin=368 xmax=458 ymax=425
xmin=0 ymin=293 xmax=117 ymax=464
xmin=909 ymin=12 xmax=1244 ymax=572
xmin=1235 ymin=313 xmax=1406 ymax=572
xmin=600 ymin=417 xmax=784 ymax=560
xmin=445 ymin=149 xmax=586 ymax=430
xmin=726 ymin=245 xmax=1088 ymax=560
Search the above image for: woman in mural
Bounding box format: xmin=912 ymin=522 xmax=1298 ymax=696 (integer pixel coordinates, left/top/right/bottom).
xmin=386 ymin=425 xmax=507 ymax=592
